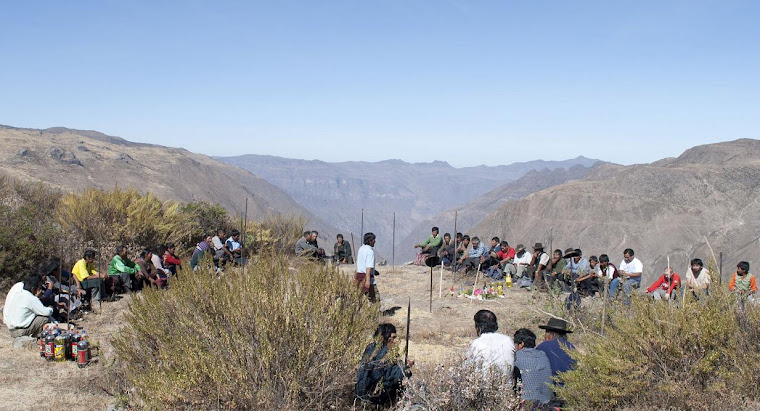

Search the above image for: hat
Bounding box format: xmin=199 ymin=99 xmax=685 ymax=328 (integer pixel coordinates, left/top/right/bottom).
xmin=563 ymin=248 xmax=579 ymax=258
xmin=538 ymin=318 xmax=573 ymax=334
xmin=425 ymin=255 xmax=441 ymax=267
xmin=533 ymin=243 xmax=544 ymax=250
xmin=515 ymin=244 xmax=526 ymax=253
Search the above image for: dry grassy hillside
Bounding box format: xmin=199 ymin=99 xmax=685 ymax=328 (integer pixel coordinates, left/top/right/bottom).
xmin=0 ymin=125 xmax=337 ymax=237
xmin=473 ymin=139 xmax=760 ymax=284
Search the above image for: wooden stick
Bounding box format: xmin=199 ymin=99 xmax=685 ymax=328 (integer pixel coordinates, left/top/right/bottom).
xmin=704 ymin=236 xmax=719 ymax=278
xmin=429 ymin=265 xmax=433 ymax=312
xmin=404 ymin=297 xmax=411 ymax=368
xmin=360 ymin=208 xmax=364 ymax=240
xmin=350 ymin=233 xmax=357 ymax=264
xmin=439 ymin=260 xmax=444 ymax=298
xmin=471 ymin=263 xmax=481 ymax=303
xmin=392 ymin=212 xmax=395 ymax=273
xmin=453 ymin=211 xmax=458 ymax=278
xmin=243 ymin=198 xmax=248 ymax=277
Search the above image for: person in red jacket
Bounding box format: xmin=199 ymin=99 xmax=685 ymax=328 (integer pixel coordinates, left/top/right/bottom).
xmin=646 ymin=267 xmax=680 ymax=301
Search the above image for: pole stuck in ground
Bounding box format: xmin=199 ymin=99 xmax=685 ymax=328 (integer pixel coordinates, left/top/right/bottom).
xmin=392 ymin=212 xmax=396 ymax=272
xmin=243 ymin=197 xmax=248 ymax=277
xmin=360 ymin=208 xmax=364 ymax=240
xmin=453 ymin=211 xmax=458 ymax=279
xmin=404 ymin=297 xmax=411 ymax=368
xmin=98 ymin=243 xmax=103 ymax=312
xmin=719 ymin=251 xmax=723 ymax=285
xmin=350 ymin=232 xmax=357 ymax=264
xmin=439 ymin=260 xmax=444 ymax=298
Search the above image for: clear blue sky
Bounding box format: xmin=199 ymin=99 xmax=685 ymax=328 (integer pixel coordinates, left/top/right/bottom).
xmin=1 ymin=1 xmax=758 ymax=166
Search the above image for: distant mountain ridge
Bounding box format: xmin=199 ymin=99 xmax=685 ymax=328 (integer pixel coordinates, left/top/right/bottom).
xmin=0 ymin=125 xmax=338 ymax=243
xmin=215 ymin=153 xmax=601 ymax=261
xmin=471 ymin=138 xmax=760 ymax=284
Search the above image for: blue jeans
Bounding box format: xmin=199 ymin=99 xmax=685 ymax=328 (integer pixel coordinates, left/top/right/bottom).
xmin=609 ymin=277 xmax=641 ymax=300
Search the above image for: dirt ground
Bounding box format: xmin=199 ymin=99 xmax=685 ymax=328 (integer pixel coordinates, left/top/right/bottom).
xmin=0 ymin=263 xmax=582 ymax=410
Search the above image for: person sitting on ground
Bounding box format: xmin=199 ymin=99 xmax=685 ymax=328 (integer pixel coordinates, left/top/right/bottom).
xmin=544 ymin=249 xmax=568 ymax=290
xmin=484 ymin=237 xmax=504 ymax=279
xmin=566 ymin=249 xmax=589 ymax=277
xmin=684 ymin=258 xmax=711 ymax=299
xmin=356 ymin=232 xmax=378 ymax=302
xmin=355 ymin=323 xmax=412 ymax=406
xmin=212 ymin=229 xmax=233 ymax=266
xmin=454 ymin=235 xmax=471 ymax=271
xmin=512 ymin=328 xmax=553 ymax=406
xmin=513 ymin=245 xmax=533 ymax=287
xmin=646 ymin=267 xmax=680 ymax=301
xmin=3 ymin=274 xmax=54 ymax=338
xmin=609 ymin=248 xmax=643 ymax=300
xmin=190 ymin=235 xmax=214 ymax=271
xmin=225 ymin=229 xmax=246 ymax=265
xmin=437 ymin=233 xmax=455 ymax=266
xmin=536 ymin=318 xmax=576 ymax=379
xmin=497 ymin=241 xmax=517 ymax=280
xmin=466 ymin=309 xmax=515 ymax=376
xmin=414 ymin=226 xmax=443 ymax=258
xmin=108 ymin=245 xmax=141 ymax=292
xmin=151 ymin=245 xmax=170 ymax=286
xmin=458 ymin=236 xmax=487 ymax=273
xmin=163 ymin=242 xmax=182 ymax=276
xmin=334 ymin=234 xmax=354 ymax=264
xmin=575 ymin=255 xmax=601 ymax=296
xmin=72 ymin=249 xmax=108 ymax=306
xmin=530 ymin=243 xmax=550 ymax=288
xmin=310 ymin=231 xmax=326 ymax=258
xmin=729 ymin=261 xmax=757 ymax=302
xmin=38 ymin=258 xmax=83 ymax=318
xmin=295 ymin=231 xmax=319 ymax=258
xmin=136 ymin=249 xmax=160 ymax=289
xmin=36 ymin=264 xmax=68 ymax=322
xmin=597 ymin=254 xmax=618 ymax=297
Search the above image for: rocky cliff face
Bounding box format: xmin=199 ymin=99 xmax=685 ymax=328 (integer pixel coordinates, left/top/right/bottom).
xmin=216 ymin=154 xmax=600 ymax=261
xmin=0 ymin=125 xmax=338 ymax=243
xmin=472 ymin=139 xmax=760 ymax=284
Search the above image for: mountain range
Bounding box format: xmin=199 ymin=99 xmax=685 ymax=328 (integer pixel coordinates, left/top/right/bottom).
xmin=215 ymin=154 xmax=600 ymax=261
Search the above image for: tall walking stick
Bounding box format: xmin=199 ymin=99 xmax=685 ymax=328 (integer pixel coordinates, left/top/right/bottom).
xmin=404 ymin=297 xmax=411 ymax=368
xmin=439 ymin=260 xmax=444 ymax=298
xmin=453 ymin=211 xmax=458 ymax=278
xmin=426 ymin=256 xmax=440 ymax=312
xmin=392 ymin=212 xmax=395 ymax=272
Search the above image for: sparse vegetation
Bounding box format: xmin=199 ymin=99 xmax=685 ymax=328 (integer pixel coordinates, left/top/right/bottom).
xmin=112 ymin=256 xmax=379 ymax=409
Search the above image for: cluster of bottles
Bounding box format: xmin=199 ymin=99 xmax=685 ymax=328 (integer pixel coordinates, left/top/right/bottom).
xmin=38 ymin=323 xmax=91 ymax=368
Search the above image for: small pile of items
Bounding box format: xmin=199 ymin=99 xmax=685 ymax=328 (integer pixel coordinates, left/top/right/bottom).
xmin=38 ymin=323 xmax=91 ymax=367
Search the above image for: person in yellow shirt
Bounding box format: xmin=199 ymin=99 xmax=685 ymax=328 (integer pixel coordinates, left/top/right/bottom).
xmin=72 ymin=249 xmax=108 ymax=306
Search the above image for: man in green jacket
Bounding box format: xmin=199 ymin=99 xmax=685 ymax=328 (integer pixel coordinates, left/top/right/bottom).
xmin=108 ymin=245 xmax=141 ymax=292
xmin=414 ymin=226 xmax=443 ymax=257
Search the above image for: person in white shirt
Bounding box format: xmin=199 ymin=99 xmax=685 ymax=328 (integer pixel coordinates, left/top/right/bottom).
xmin=356 ymin=232 xmax=378 ymax=303
xmin=684 ymin=258 xmax=711 ymax=299
xmin=212 ymin=229 xmax=233 ymax=264
xmin=3 ymin=274 xmax=54 ymax=338
xmin=466 ymin=309 xmax=515 ymax=377
xmin=609 ymin=248 xmax=643 ymax=300
xmin=514 ymin=245 xmax=533 ymax=288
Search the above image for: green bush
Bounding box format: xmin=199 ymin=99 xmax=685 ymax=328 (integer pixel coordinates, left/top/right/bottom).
xmin=557 ymin=287 xmax=760 ymax=410
xmin=112 ymin=255 xmax=379 ymax=409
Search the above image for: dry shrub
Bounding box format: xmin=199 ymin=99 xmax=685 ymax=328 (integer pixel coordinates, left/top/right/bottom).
xmin=0 ymin=176 xmax=62 ymax=289
xmin=557 ymin=287 xmax=760 ymax=410
xmin=397 ymin=360 xmax=519 ymax=410
xmin=112 ymin=255 xmax=379 ymax=409
xmin=249 ymin=213 xmax=308 ymax=255
xmin=56 ymin=187 xmax=229 ymax=248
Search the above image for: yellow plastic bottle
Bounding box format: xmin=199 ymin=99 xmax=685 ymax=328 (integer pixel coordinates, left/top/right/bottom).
xmin=505 ymin=275 xmax=512 ymax=288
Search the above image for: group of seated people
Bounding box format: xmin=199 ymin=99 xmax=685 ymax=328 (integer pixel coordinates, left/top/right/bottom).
xmin=355 ymin=310 xmax=575 ymax=408
xmin=3 ymin=244 xmax=183 ymax=339
xmin=414 ymin=227 xmax=756 ymax=303
xmin=295 ymin=230 xmax=355 ymax=264
xmin=190 ymin=229 xmax=246 ymax=271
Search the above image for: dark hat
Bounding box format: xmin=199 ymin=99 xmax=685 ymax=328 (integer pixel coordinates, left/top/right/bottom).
xmin=538 ymin=318 xmax=573 ymax=334
xmin=533 ymin=243 xmax=544 ymax=250
xmin=563 ymin=248 xmax=579 ymax=258
xmin=425 ymin=256 xmax=441 ymax=267
xmin=515 ymin=244 xmax=526 ymax=253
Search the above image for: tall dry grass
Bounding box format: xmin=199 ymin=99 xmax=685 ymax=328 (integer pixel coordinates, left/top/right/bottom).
xmin=112 ymin=255 xmax=379 ymax=409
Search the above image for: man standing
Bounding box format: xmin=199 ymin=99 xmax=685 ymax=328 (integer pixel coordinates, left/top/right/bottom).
xmin=356 ymin=232 xmax=378 ymax=303
xmin=3 ymin=274 xmax=53 ymax=338
xmin=466 ymin=310 xmax=514 ymax=375
xmin=513 ymin=328 xmax=553 ymax=406
xmin=609 ymin=248 xmax=643 ymax=300
xmin=536 ymin=318 xmax=576 ymax=378
xmin=414 ymin=227 xmax=443 ymax=257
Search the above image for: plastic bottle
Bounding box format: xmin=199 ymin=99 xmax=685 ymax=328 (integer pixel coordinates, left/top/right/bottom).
xmin=505 ymin=274 xmax=513 ymax=288
xmin=77 ymin=339 xmax=90 ymax=368
xmin=38 ymin=329 xmax=48 ymax=358
xmin=70 ymin=331 xmax=80 ymax=361
xmin=54 ymin=333 xmax=66 ymax=362
xmin=45 ymin=331 xmax=56 ymax=361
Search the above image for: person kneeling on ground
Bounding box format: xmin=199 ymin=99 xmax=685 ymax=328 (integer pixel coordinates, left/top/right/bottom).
xmin=466 ymin=309 xmax=515 ymax=375
xmin=355 ymin=324 xmax=412 ymax=406
xmin=646 ymin=267 xmax=680 ymax=301
xmin=3 ymin=274 xmax=54 ymax=338
xmin=729 ymin=261 xmax=757 ymax=302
